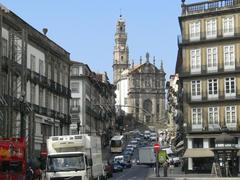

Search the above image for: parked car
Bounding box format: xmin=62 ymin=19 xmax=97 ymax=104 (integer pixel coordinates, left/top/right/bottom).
xmin=124 ymin=149 xmax=133 ymax=156
xmin=123 ymin=154 xmax=132 ymax=168
xmin=130 ymin=140 xmax=138 ymax=148
xmin=112 ymin=162 xmax=123 ymax=172
xmin=104 ymin=163 xmax=113 ymax=177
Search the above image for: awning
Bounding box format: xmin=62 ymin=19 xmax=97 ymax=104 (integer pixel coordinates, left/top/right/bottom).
xmin=183 ymin=148 xmax=214 ymax=158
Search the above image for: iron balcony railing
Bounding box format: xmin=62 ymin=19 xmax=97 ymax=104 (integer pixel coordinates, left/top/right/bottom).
xmin=178 ymin=27 xmax=240 ymax=45
xmin=185 ymin=91 xmax=240 ymax=103
xmin=186 ymin=123 xmax=239 ymax=132
xmin=182 ymin=0 xmax=240 ymax=16
xmin=179 ymin=62 xmax=240 ymax=77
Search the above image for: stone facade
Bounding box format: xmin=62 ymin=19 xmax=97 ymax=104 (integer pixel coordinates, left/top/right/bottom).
xmin=113 ymin=15 xmax=166 ymax=127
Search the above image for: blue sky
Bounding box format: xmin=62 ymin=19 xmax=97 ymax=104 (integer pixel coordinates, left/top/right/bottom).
xmin=1 ymin=0 xmax=199 ymax=82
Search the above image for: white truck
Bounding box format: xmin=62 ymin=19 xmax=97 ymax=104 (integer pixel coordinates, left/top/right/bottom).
xmin=43 ymin=134 xmax=106 ymax=180
xmin=138 ymin=146 xmax=155 ymax=166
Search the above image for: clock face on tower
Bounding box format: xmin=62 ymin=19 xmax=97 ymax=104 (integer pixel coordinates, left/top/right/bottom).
xmin=120 ymin=46 xmax=124 ymax=50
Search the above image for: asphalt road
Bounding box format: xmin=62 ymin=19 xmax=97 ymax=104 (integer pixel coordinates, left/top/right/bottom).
xmin=109 ymin=164 xmax=152 ymax=180
xmin=108 ymin=134 xmax=154 ymax=180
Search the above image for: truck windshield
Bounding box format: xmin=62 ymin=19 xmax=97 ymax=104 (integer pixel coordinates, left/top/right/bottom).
xmin=47 ymin=154 xmax=85 ymax=172
xmin=111 ymin=140 xmax=121 ymax=147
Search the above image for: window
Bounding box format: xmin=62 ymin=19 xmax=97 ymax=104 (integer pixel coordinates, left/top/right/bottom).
xmin=209 ymin=138 xmax=215 ymax=148
xmin=30 ymin=54 xmax=36 ymax=71
xmin=189 ymin=21 xmax=200 ymax=41
xmin=71 ymin=82 xmax=79 ymax=93
xmin=59 ymin=97 xmax=63 ymax=112
xmin=207 ymin=47 xmax=217 ymax=72
xmin=39 ymin=59 xmax=44 ymax=75
xmin=191 ymin=80 xmax=201 ymax=100
xmin=30 ymin=84 xmax=35 ymax=104
xmin=190 ymin=49 xmax=201 ymax=73
xmin=64 ymin=99 xmax=68 ymax=114
xmin=71 ymin=98 xmax=80 ymax=107
xmin=208 ymin=107 xmax=219 ymax=124
xmin=208 ymin=79 xmax=218 ymax=98
xmin=124 ymin=98 xmax=127 ymax=106
xmin=225 ymin=77 xmax=235 ymax=97
xmin=192 ymin=108 xmax=202 ymax=129
xmin=2 ymin=38 xmax=7 ymax=57
xmin=193 ymin=138 xmax=203 ymax=148
xmin=65 ymin=72 xmax=68 ymax=87
xmin=206 ymin=19 xmax=217 ymax=39
xmin=53 ymin=95 xmax=58 ymax=111
xmin=224 ymin=45 xmax=235 ymax=70
xmin=59 ymin=71 xmax=62 ymax=85
xmin=39 ymin=87 xmax=44 ymax=107
xmin=225 ymin=106 xmax=236 ymax=125
xmin=54 ymin=66 xmax=58 ymax=82
xmin=223 ymin=16 xmax=234 ymax=36
xmin=48 ymin=63 xmax=52 ymax=79
xmin=71 ymin=67 xmax=79 ymax=76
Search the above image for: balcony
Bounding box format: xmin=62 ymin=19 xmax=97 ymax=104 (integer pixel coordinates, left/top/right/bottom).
xmin=39 ymin=75 xmax=48 ymax=87
xmin=31 ymin=71 xmax=40 ymax=84
xmin=178 ymin=27 xmax=240 ymax=45
xmin=70 ymin=105 xmax=80 ymax=113
xmin=185 ymin=91 xmax=240 ymax=104
xmin=187 ymin=123 xmax=238 ymax=133
xmin=179 ymin=63 xmax=240 ymax=78
xmin=181 ymin=0 xmax=240 ymax=16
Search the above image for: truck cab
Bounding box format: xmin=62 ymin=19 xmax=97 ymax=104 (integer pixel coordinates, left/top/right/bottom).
xmin=44 ymin=134 xmax=105 ymax=180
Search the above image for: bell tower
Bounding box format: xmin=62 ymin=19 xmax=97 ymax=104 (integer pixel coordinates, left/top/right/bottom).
xmin=112 ymin=15 xmax=129 ymax=85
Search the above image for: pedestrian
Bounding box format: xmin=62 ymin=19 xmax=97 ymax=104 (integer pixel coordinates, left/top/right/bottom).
xmin=169 ymin=160 xmax=174 ymax=174
xmin=34 ymin=167 xmax=42 ymax=180
xmin=26 ymin=166 xmax=34 ymax=180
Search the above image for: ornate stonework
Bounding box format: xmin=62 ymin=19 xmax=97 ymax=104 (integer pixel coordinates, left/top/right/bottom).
xmin=113 ymin=16 xmax=166 ymax=127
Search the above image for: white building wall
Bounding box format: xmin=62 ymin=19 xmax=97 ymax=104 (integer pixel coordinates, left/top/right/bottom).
xmin=203 ymin=138 xmax=209 ymax=148
xmin=188 ymin=138 xmax=192 ymax=149
xmin=2 ymin=27 xmax=9 ymax=40
xmin=115 ymin=77 xmax=129 ymax=113
xmin=27 ymin=44 xmax=45 ymax=73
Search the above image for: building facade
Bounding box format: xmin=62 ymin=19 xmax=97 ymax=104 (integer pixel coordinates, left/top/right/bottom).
xmin=70 ymin=61 xmax=116 ymax=146
xmin=0 ymin=5 xmax=71 ymax=159
xmin=113 ymin=15 xmax=166 ymax=127
xmin=177 ymin=0 xmax=240 ymax=173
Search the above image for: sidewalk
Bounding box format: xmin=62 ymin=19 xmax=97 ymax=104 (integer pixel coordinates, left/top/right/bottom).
xmin=147 ymin=166 xmax=240 ymax=180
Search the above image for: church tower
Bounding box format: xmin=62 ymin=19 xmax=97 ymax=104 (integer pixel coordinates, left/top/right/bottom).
xmin=113 ymin=15 xmax=129 ymax=85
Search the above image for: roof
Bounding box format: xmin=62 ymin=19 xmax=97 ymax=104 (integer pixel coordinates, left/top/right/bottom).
xmin=183 ymin=148 xmax=214 ymax=158
xmin=111 ymin=135 xmax=123 ymax=141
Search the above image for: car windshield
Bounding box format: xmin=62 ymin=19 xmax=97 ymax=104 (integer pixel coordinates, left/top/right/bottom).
xmin=47 ymin=154 xmax=85 ymax=172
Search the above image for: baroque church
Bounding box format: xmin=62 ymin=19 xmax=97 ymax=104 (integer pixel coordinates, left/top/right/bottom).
xmin=113 ymin=15 xmax=166 ymax=127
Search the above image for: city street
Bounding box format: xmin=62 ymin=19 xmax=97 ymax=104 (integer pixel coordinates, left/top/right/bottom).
xmin=109 ymin=164 xmax=152 ymax=180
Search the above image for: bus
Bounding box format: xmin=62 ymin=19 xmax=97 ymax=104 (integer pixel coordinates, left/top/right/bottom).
xmin=110 ymin=135 xmax=124 ymax=153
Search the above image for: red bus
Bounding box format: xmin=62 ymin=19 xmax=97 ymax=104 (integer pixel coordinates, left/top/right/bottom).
xmin=0 ymin=137 xmax=26 ymax=180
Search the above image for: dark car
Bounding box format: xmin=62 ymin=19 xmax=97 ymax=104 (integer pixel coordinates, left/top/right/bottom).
xmin=124 ymin=155 xmax=132 ymax=168
xmin=124 ymin=149 xmax=133 ymax=156
xmin=112 ymin=162 xmax=123 ymax=172
xmin=104 ymin=163 xmax=113 ymax=177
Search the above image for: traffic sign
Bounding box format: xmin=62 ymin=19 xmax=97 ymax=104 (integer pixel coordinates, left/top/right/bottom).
xmin=153 ymin=143 xmax=160 ymax=153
